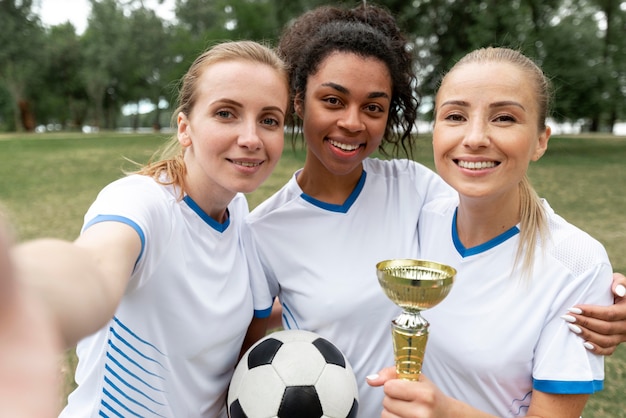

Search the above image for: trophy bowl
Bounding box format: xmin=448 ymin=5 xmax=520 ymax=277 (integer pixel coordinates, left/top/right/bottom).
xmin=376 ymin=259 xmax=456 ymax=313
xmin=376 ymin=259 xmax=456 ymax=380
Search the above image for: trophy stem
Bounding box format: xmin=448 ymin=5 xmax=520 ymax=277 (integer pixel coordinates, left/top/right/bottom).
xmin=391 ymin=311 xmax=429 ymax=381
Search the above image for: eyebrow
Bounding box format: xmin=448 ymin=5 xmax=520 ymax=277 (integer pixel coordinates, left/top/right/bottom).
xmin=322 ymin=82 xmax=390 ymax=100
xmin=440 ymin=99 xmax=525 ymax=111
xmin=214 ymin=98 xmax=285 ymax=116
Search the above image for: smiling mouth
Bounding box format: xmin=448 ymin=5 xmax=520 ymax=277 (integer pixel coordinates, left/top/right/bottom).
xmin=230 ymin=160 xmax=263 ymax=167
xmin=329 ymin=139 xmax=360 ymax=152
xmin=455 ymin=160 xmax=499 ymax=170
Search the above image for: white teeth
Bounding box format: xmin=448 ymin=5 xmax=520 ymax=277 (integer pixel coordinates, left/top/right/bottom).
xmin=233 ymin=161 xmax=261 ymax=167
xmin=457 ymin=160 xmax=497 ymax=170
xmin=329 ymin=139 xmax=359 ymax=151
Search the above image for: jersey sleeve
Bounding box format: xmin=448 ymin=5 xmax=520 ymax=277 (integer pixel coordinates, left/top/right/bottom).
xmin=532 ymin=260 xmax=613 ymax=394
xmin=406 ymin=159 xmax=456 ymax=205
xmin=241 ymin=222 xmax=274 ymax=318
xmin=82 ymin=175 xmax=174 ymax=289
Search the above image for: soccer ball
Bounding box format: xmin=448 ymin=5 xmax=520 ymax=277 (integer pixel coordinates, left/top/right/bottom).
xmin=227 ymin=329 xmax=359 ymax=418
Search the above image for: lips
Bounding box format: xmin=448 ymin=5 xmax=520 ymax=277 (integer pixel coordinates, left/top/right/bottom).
xmin=455 ymin=160 xmax=498 ymax=170
xmin=229 ymin=159 xmax=263 ymax=167
xmin=328 ymin=139 xmax=360 ymax=151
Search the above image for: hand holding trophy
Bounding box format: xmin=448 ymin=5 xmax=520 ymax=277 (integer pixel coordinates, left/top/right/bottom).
xmin=376 ymin=259 xmax=456 ymax=381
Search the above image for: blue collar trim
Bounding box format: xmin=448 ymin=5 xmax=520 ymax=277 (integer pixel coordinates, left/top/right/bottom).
xmin=452 ymin=208 xmax=519 ymax=257
xmin=300 ymin=170 xmax=367 ymax=213
xmin=183 ymin=195 xmax=229 ymax=232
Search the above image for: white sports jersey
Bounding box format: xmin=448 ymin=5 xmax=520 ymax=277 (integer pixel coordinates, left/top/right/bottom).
xmin=60 ymin=175 xmax=256 ymax=418
xmin=419 ymin=197 xmax=613 ymax=416
xmin=246 ymin=158 xmax=454 ymax=418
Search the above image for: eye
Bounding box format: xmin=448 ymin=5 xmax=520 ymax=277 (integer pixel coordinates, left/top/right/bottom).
xmin=444 ymin=113 xmax=465 ymax=122
xmin=260 ymin=116 xmax=283 ymax=128
xmin=216 ymin=109 xmax=235 ymax=119
xmin=323 ymin=96 xmax=343 ymax=107
xmin=364 ymin=103 xmax=385 ymax=114
xmin=493 ymin=114 xmax=516 ymax=123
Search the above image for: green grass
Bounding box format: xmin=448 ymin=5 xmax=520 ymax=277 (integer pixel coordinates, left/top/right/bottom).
xmin=0 ymin=132 xmax=624 ymax=416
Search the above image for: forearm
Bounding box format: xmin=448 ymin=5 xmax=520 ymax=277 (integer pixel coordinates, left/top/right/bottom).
xmin=12 ymin=238 xmax=118 ymax=347
xmin=0 ymin=263 xmax=63 ymax=418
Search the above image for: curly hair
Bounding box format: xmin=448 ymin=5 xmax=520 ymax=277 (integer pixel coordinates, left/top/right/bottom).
xmin=277 ymin=4 xmax=418 ymax=158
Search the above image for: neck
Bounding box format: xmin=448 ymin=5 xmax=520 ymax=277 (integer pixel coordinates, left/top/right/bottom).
xmin=297 ymin=157 xmax=363 ymax=205
xmin=455 ymin=192 xmax=520 ymax=248
xmin=183 ymin=175 xmax=233 ymax=223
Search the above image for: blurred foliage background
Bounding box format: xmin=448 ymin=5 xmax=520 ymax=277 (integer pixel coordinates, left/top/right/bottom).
xmin=1 ymin=0 xmax=625 ymax=134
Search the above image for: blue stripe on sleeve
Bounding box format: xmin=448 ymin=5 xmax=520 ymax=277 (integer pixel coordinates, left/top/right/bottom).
xmin=83 ymin=215 xmax=145 ymax=266
xmin=533 ymin=378 xmax=604 ymax=394
xmin=254 ymin=306 xmax=273 ymax=318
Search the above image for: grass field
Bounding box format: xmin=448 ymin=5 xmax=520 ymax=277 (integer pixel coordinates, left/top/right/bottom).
xmin=0 ymin=131 xmax=624 ymax=416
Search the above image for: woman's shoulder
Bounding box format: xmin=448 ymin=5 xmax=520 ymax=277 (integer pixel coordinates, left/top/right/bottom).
xmin=99 ymin=174 xmax=176 ymax=201
xmin=247 ymin=172 xmax=301 ymax=222
xmin=542 ymin=200 xmax=610 ymax=268
xmin=364 ymin=158 xmax=454 ymax=200
xmin=88 ymin=174 xmax=179 ymax=223
xmin=364 ymin=157 xmax=434 ymax=175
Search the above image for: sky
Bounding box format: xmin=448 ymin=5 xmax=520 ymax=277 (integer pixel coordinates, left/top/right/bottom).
xmin=35 ymin=0 xmax=176 ymax=34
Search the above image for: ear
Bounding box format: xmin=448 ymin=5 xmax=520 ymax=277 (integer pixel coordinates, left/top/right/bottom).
xmin=294 ymin=93 xmax=304 ymax=119
xmin=532 ymin=126 xmax=551 ymax=161
xmin=177 ymin=112 xmax=192 ymax=147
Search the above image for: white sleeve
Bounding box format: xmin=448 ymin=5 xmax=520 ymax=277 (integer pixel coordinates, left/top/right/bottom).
xmin=241 ymin=222 xmax=274 ymax=318
xmin=533 ymin=261 xmax=613 ymax=393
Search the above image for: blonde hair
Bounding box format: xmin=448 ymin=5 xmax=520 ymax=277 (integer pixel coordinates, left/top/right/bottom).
xmin=133 ymin=41 xmax=289 ymax=198
xmin=446 ymin=47 xmax=553 ymax=275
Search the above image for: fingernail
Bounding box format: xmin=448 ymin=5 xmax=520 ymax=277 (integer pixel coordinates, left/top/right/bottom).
xmin=567 ymin=307 xmax=583 ymax=315
xmin=583 ymin=342 xmax=595 ymax=351
xmin=366 ymin=374 xmax=379 ymax=380
xmin=561 ymin=314 xmax=576 ymax=323
xmin=616 ymin=284 xmax=626 ymax=298
xmin=568 ymin=323 xmax=582 ymax=334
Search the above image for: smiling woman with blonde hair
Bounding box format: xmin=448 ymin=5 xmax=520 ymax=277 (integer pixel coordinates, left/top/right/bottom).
xmin=369 ymin=47 xmax=613 ymax=418
xmin=8 ymin=40 xmax=289 ymax=417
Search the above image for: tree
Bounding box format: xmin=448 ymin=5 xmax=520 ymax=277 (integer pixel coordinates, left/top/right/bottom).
xmin=2 ymin=0 xmax=622 ymax=133
xmin=124 ymin=6 xmax=172 ymax=131
xmin=392 ymin=0 xmax=558 ymax=99
xmin=39 ymin=23 xmax=88 ymax=130
xmin=81 ymin=0 xmax=133 ymax=129
xmin=589 ymin=0 xmax=626 ymax=131
xmin=539 ymin=3 xmax=607 ymax=127
xmin=0 ymin=0 xmax=46 ymax=131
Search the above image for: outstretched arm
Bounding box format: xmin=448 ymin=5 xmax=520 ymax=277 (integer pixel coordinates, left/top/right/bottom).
xmin=564 ymin=272 xmax=626 ymax=355
xmin=0 ymin=219 xmax=62 ymax=417
xmin=12 ymin=221 xmax=141 ymax=347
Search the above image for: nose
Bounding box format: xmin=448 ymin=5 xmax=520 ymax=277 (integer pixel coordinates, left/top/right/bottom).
xmin=337 ymin=105 xmax=365 ymax=133
xmin=462 ymin=119 xmax=490 ymax=149
xmin=238 ymin=120 xmax=263 ymax=150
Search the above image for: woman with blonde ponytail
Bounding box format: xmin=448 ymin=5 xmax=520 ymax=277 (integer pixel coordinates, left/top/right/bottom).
xmin=368 ymin=47 xmax=614 ymax=417
xmin=9 ymin=40 xmax=289 ymax=417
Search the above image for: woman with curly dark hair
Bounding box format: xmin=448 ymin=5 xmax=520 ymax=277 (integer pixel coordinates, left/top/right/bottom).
xmin=245 ymin=4 xmax=453 ymax=416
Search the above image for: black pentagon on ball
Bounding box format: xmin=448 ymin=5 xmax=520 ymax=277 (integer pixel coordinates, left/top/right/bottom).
xmin=346 ymin=399 xmax=359 ymax=418
xmin=278 ymin=385 xmax=323 ymax=418
xmin=312 ymin=338 xmax=346 ymax=368
xmin=228 ymin=399 xmax=248 ymax=418
xmin=247 ymin=337 xmax=283 ymax=369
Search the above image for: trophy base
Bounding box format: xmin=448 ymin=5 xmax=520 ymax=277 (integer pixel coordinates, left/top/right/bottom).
xmin=391 ymin=320 xmax=428 ymax=381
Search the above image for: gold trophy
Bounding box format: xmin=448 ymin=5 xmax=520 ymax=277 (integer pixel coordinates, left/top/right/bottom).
xmin=376 ymin=259 xmax=456 ymax=381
